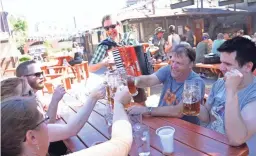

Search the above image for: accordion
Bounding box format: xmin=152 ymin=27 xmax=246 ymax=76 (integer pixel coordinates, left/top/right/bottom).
xmin=109 ymin=44 xmax=154 ymax=76
xmin=108 ymin=44 xmax=153 ymax=103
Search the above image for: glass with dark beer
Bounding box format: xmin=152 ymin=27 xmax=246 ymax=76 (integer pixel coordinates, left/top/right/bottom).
xmin=127 ymin=76 xmax=138 ymax=96
xmin=182 ymin=80 xmax=201 ymax=116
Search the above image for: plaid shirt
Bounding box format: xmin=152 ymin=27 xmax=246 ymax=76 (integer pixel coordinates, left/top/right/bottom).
xmin=90 ymin=44 xmax=108 ymax=64
xmin=90 ymin=37 xmax=115 ymax=64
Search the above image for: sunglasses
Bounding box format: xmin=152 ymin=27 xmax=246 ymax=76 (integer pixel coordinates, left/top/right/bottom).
xmin=23 ymin=114 xmax=49 ymax=142
xmin=25 ymin=72 xmax=44 ymax=77
xmin=104 ymin=24 xmax=117 ymax=31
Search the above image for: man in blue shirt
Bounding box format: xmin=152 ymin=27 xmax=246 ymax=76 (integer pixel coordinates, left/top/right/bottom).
xmin=128 ymin=45 xmax=205 ymax=125
xmin=198 ymin=37 xmax=256 ymax=155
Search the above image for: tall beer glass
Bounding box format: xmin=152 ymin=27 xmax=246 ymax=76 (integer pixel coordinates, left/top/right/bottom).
xmin=126 ymin=67 xmax=138 ymax=96
xmin=182 ymin=80 xmax=201 ymax=116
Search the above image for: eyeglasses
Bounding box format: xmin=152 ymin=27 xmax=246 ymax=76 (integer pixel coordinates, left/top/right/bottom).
xmin=25 ymin=72 xmax=44 ymax=77
xmin=104 ymin=24 xmax=117 ymax=31
xmin=32 ymin=114 xmax=49 ymax=129
xmin=23 ymin=114 xmax=49 ymax=142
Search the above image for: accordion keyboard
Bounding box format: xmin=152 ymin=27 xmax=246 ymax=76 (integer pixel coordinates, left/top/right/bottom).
xmin=112 ymin=49 xmax=124 ymax=69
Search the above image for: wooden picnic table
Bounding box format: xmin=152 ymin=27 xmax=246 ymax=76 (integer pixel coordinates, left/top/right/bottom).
xmin=59 ymin=97 xmax=249 ymax=156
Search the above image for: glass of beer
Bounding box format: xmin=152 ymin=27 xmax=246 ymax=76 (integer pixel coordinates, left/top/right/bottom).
xmin=127 ymin=76 xmax=138 ymax=96
xmin=126 ymin=67 xmax=138 ymax=96
xmin=182 ymin=80 xmax=201 ymax=116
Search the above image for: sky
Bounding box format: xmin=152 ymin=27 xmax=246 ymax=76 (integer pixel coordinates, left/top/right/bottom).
xmin=2 ymin=0 xmax=126 ymax=29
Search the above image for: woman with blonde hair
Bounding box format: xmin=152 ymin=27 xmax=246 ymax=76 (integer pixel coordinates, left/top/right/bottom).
xmin=1 ymin=77 xmax=33 ymax=99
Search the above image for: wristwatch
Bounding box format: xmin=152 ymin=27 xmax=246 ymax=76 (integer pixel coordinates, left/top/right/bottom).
xmin=147 ymin=107 xmax=153 ymax=116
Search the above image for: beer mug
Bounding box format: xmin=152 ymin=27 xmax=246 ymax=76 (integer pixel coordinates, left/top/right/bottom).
xmin=182 ymin=80 xmax=201 ymax=116
xmin=104 ymin=71 xmax=118 ymax=107
xmin=127 ymin=76 xmax=138 ymax=96
xmin=126 ymin=67 xmax=138 ymax=96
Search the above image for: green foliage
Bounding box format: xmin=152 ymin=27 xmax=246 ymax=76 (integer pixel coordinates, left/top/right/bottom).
xmin=19 ymin=55 xmax=32 ymax=62
xmin=13 ymin=19 xmax=28 ymax=32
xmin=10 ymin=18 xmax=28 ymax=50
xmin=61 ymin=48 xmax=66 ymax=51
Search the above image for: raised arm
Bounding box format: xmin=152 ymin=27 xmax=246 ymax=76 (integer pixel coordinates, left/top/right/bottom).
xmin=67 ymin=87 xmax=133 ymax=156
xmin=47 ymin=85 xmax=105 ymax=142
xmin=47 ymin=85 xmax=66 ymax=123
xmin=135 ymin=74 xmax=161 ymax=88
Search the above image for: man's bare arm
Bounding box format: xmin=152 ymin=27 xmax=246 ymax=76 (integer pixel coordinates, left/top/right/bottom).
xmin=47 ymin=99 xmax=59 ymax=123
xmin=135 ymin=74 xmax=161 ymax=88
xmin=150 ymin=104 xmax=183 ymax=117
xmin=225 ymin=90 xmax=256 ymax=146
xmin=47 ymin=94 xmax=102 ymax=142
xmin=89 ymin=62 xmax=106 ymax=72
xmin=198 ymin=103 xmax=212 ymax=124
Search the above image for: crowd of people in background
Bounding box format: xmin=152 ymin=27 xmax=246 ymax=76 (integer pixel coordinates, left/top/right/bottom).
xmin=148 ymin=25 xmax=256 ymax=65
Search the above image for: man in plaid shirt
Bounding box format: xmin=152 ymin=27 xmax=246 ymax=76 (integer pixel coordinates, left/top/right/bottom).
xmin=89 ymin=15 xmax=120 ymax=72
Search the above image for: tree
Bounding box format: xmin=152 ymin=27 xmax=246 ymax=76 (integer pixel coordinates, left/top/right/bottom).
xmin=13 ymin=19 xmax=28 ymax=32
xmin=9 ymin=17 xmax=28 ymax=54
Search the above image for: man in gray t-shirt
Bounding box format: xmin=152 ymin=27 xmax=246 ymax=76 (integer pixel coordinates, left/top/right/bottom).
xmin=127 ymin=45 xmax=205 ymax=125
xmin=151 ymin=27 xmax=166 ymax=62
xmin=198 ymin=37 xmax=256 ymax=155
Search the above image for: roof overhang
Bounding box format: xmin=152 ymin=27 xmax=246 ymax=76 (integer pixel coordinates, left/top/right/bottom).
xmin=170 ymin=0 xmax=195 ymax=9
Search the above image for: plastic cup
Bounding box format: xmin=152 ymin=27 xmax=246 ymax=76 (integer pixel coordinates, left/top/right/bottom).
xmin=156 ymin=126 xmax=175 ymax=155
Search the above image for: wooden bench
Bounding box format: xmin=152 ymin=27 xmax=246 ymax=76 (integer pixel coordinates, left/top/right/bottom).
xmin=153 ymin=62 xmax=169 ymax=72
xmin=195 ymin=63 xmax=223 ymax=78
xmin=44 ymin=75 xmax=71 ymax=94
xmin=3 ymin=67 xmax=16 ymax=76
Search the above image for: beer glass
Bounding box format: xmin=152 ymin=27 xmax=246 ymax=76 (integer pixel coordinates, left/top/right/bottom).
xmin=126 ymin=67 xmax=138 ymax=96
xmin=134 ymin=124 xmax=150 ymax=156
xmin=104 ymin=71 xmax=118 ymax=108
xmin=182 ymin=80 xmax=201 ymax=116
xmin=127 ymin=76 xmax=138 ymax=96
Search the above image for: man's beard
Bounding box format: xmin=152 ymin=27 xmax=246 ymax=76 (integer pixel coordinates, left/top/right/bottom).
xmin=28 ymin=81 xmax=44 ymax=91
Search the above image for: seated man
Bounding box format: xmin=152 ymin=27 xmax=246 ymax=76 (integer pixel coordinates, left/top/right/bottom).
xmin=16 ymin=60 xmax=65 ymax=123
xmin=198 ymin=37 xmax=256 ymax=155
xmin=128 ymin=45 xmax=205 ymax=125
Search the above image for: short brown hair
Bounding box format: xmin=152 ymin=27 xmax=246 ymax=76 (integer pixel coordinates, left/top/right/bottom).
xmin=173 ymin=44 xmax=196 ymax=62
xmin=1 ymin=97 xmax=41 ymax=156
xmin=102 ymin=14 xmax=111 ymax=27
xmin=1 ymin=77 xmax=29 ymax=100
xmin=16 ymin=60 xmax=37 ymax=77
xmin=185 ymin=25 xmax=191 ymax=29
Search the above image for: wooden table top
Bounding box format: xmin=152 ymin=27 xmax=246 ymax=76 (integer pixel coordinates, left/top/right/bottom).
xmin=59 ymin=97 xmax=248 ymax=156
